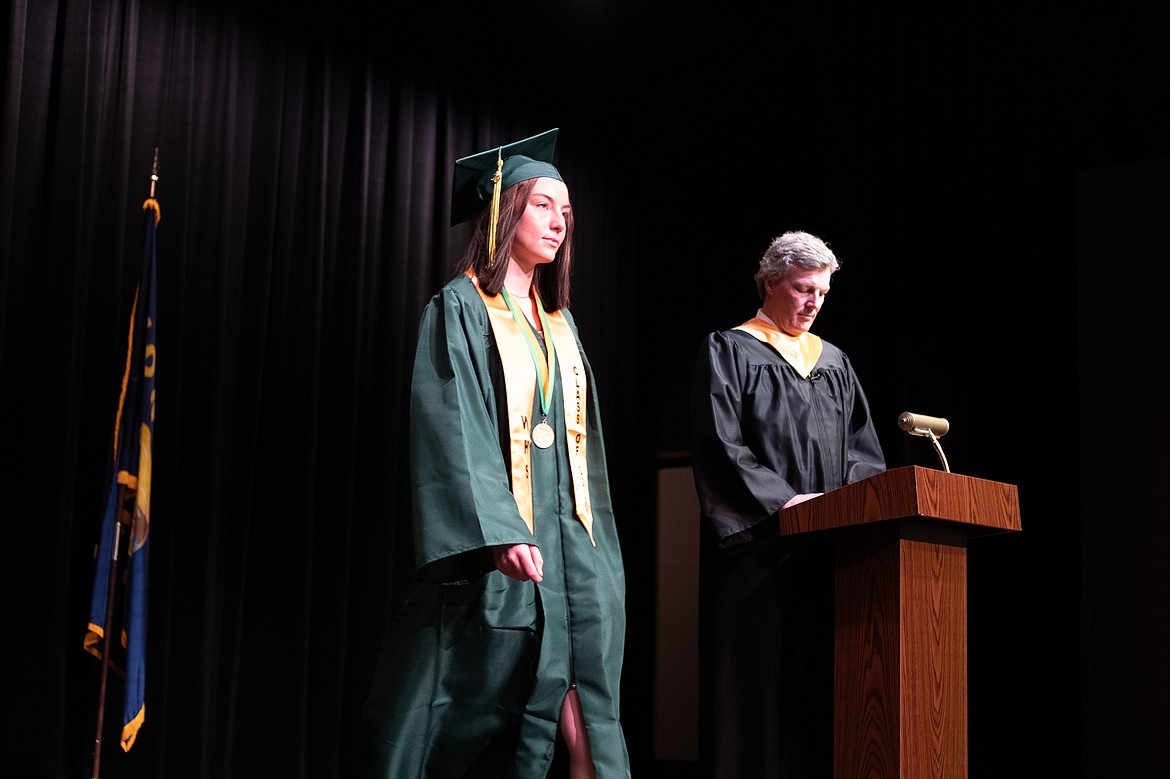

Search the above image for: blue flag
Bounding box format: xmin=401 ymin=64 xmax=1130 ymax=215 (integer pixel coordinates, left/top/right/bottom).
xmin=84 ymin=197 xmax=158 ymax=752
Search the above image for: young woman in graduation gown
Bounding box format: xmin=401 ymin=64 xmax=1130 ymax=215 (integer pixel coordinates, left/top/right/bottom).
xmin=363 ymin=130 xmax=629 ymax=779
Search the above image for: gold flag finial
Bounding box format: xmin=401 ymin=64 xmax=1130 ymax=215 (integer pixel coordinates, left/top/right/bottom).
xmin=142 ymin=148 xmax=161 ymax=223
xmin=149 ymin=147 xmax=159 ymax=198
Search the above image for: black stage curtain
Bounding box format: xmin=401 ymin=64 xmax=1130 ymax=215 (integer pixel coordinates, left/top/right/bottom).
xmin=6 ymin=2 xmax=1169 ymax=777
xmin=0 ymin=1 xmax=646 ymax=776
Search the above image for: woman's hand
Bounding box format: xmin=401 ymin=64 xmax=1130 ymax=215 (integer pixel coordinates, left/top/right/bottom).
xmin=493 ymin=543 xmax=544 ymax=583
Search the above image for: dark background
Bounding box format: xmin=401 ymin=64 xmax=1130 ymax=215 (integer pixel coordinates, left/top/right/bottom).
xmin=2 ymin=1 xmax=1168 ymax=776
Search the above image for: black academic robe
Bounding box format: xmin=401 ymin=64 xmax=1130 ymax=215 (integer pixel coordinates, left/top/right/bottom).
xmin=363 ymin=275 xmax=629 ymax=778
xmin=690 ymin=326 xmax=886 ymax=779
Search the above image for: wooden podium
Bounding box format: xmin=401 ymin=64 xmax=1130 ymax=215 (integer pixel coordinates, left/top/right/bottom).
xmin=780 ymin=465 xmax=1021 ymax=779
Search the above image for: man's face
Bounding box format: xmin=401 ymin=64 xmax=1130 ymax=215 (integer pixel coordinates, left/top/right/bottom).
xmin=763 ymin=266 xmax=832 ymax=336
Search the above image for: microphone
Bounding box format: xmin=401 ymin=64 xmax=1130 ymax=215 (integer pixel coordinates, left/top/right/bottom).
xmin=897 ymin=411 xmax=950 ymax=439
xmin=898 ymin=411 xmax=952 ymax=472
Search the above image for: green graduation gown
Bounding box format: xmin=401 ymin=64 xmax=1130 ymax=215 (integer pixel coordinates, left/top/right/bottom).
xmin=363 ymin=274 xmax=629 ymax=778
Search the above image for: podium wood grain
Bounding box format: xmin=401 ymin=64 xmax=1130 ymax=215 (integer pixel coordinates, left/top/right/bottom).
xmin=781 ymin=466 xmax=1021 ymax=779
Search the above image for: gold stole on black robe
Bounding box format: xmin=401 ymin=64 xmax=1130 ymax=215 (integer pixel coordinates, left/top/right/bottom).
xmin=734 ymin=317 xmax=823 ymax=378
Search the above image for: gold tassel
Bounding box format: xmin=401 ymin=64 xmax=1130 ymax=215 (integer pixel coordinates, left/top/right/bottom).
xmin=487 ymin=148 xmax=503 ymax=268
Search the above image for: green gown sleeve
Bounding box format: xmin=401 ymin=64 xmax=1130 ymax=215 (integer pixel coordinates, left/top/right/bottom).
xmin=409 ymin=276 xmax=538 ymax=584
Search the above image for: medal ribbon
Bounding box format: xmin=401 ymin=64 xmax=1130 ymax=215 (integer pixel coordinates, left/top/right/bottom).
xmin=500 ymin=288 xmax=556 ymax=422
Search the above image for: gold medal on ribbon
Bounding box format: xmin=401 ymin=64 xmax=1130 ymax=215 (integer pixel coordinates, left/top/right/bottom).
xmin=531 ymin=419 xmax=555 ymax=448
xmin=501 ymin=287 xmax=558 ymax=451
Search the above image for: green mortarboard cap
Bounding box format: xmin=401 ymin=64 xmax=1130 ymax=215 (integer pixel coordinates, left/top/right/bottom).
xmin=450 ymin=128 xmax=561 ymax=225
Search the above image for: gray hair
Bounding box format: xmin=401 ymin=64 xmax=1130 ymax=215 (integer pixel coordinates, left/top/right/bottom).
xmin=754 ymin=230 xmax=840 ymax=299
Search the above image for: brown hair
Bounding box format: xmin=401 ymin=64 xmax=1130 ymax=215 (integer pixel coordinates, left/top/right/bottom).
xmin=453 ymin=178 xmax=575 ymax=311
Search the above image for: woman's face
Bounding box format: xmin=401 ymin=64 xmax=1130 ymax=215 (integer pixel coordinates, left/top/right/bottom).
xmin=763 ymin=266 xmax=832 ymax=336
xmin=509 ymin=177 xmax=571 ymax=272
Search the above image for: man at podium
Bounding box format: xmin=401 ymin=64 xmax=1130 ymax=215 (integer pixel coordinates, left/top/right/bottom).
xmin=690 ymin=230 xmax=886 ymax=779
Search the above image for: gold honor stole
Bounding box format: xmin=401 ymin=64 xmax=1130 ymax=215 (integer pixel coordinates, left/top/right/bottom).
xmin=470 ymin=275 xmax=596 ymax=546
xmin=733 ymin=317 xmax=823 ymax=378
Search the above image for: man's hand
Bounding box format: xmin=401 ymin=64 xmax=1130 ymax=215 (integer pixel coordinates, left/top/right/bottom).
xmin=783 ymin=492 xmax=823 ymax=508
xmin=493 ymin=543 xmax=545 ymax=583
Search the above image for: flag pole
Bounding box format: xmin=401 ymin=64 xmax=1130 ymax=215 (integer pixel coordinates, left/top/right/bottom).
xmin=91 ymin=489 xmax=127 ymax=779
